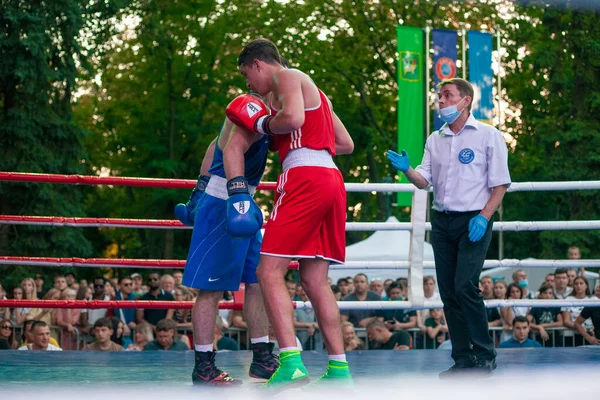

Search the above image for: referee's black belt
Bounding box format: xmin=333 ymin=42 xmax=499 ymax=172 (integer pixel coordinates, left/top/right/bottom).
xmin=434 ymin=209 xmax=480 ymax=215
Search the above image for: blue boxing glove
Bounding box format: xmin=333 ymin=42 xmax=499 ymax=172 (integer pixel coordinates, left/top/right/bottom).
xmin=174 ymin=175 xmax=210 ymax=226
xmin=468 ymin=214 xmax=489 ymax=242
xmin=226 ymin=176 xmax=263 ymax=238
xmin=386 ymin=149 xmax=410 ymax=172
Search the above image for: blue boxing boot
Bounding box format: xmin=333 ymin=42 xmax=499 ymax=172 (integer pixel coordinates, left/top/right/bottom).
xmin=174 ymin=175 xmax=210 ymax=226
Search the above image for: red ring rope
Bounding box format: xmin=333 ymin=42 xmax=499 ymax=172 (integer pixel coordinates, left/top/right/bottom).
xmin=0 ymin=256 xmax=300 ymax=269
xmin=0 ymin=172 xmax=277 ymax=191
xmin=0 ymin=299 xmax=253 ymax=310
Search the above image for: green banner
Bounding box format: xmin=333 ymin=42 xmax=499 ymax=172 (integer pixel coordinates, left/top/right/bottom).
xmin=396 ymin=26 xmax=425 ymax=206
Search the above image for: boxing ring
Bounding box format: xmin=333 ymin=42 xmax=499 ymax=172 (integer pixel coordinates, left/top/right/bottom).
xmin=1 ymin=172 xmax=600 ymax=399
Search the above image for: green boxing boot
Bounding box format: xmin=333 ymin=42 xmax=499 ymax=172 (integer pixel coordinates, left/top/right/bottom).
xmin=263 ymin=350 xmax=310 ymax=391
xmin=313 ymin=360 xmax=354 ymax=388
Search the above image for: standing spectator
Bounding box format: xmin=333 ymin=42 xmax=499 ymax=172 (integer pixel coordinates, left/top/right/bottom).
xmin=160 ymin=274 xmax=175 ymax=295
xmin=424 ymin=308 xmax=449 ymax=349
xmin=173 ymin=271 xmax=183 ymax=287
xmin=15 ymin=278 xmax=43 ymax=325
xmin=387 ymin=78 xmax=510 ymax=376
xmin=366 ymin=320 xmax=411 ymax=350
xmin=595 ymin=283 xmax=600 ymax=299
xmin=554 ymin=269 xmax=572 ymax=299
xmin=137 ymin=273 xmax=174 ymax=328
xmin=172 ymin=286 xmax=193 ymax=329
xmin=143 ymin=319 xmax=188 ymax=351
xmin=336 ymin=278 xmax=350 ymax=298
xmin=341 ymin=321 xmax=365 ymax=351
xmin=0 ymin=318 xmax=18 ymax=349
xmin=562 ymin=276 xmax=595 ymax=346
xmin=103 ymin=279 xmax=117 ymax=299
xmin=0 ymin=286 xmax=10 ymax=321
xmin=574 ymin=302 xmax=600 ymax=345
xmin=34 ymin=274 xmax=46 ymax=299
xmin=54 ymin=275 xmax=67 ymax=294
xmin=285 ymin=280 xmax=297 ymax=299
xmin=130 ymin=273 xmax=143 ymax=297
xmin=369 ymin=278 xmax=385 ymax=300
xmin=87 ymin=277 xmax=109 ymax=326
xmin=126 ymin=321 xmax=154 ymax=351
xmin=20 ymin=319 xmax=61 ymax=349
xmin=9 ymin=286 xmax=23 ymax=324
xmin=82 ymin=318 xmax=124 ymax=351
xmin=55 ymin=288 xmax=83 ymax=350
xmin=65 ymin=272 xmax=76 ymax=289
xmin=18 ymin=321 xmax=62 ymax=351
xmin=341 ymin=273 xmax=381 ymax=327
xmin=498 ymin=316 xmax=541 ymax=348
xmin=114 ymin=277 xmax=137 ymax=333
xmin=481 ymin=276 xmax=502 ymax=329
xmin=544 ymin=273 xmax=555 ymax=288
xmin=567 ymin=246 xmax=585 ymax=279
xmin=527 ymin=284 xmax=563 ymax=347
xmin=512 ymin=269 xmax=536 ymax=299
xmin=417 ymin=276 xmax=442 ymax=334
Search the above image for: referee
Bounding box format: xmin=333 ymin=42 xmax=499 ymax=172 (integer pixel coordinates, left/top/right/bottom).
xmin=387 ymin=78 xmax=511 ymax=377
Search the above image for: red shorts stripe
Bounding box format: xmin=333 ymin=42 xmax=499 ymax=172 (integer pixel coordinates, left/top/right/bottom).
xmin=261 ymin=166 xmax=346 ymax=264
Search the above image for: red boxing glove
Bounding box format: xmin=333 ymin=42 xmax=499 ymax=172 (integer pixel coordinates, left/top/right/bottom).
xmin=225 ymin=93 xmax=271 ymax=134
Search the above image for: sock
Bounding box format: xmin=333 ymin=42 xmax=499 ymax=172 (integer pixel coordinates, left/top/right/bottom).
xmin=279 ymin=347 xmax=299 ymax=353
xmin=194 ymin=344 xmax=213 ymax=352
xmin=250 ymin=336 xmax=269 ymax=344
xmin=328 ymin=354 xmax=347 ymax=362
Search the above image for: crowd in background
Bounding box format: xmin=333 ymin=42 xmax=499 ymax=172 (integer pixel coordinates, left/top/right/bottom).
xmin=1 ymin=246 xmax=599 ymax=352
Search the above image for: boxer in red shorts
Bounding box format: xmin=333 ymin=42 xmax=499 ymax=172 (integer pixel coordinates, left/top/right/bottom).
xmin=232 ymin=38 xmax=354 ymax=390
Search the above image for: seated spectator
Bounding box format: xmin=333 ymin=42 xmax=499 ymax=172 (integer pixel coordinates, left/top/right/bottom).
xmin=377 ymin=282 xmax=417 ymax=332
xmin=18 ymin=321 xmax=62 ymax=351
xmin=562 ymin=276 xmax=595 ymax=346
xmin=341 ymin=273 xmax=381 ymax=328
xmin=341 ymin=321 xmax=365 ymax=351
xmin=366 ymin=320 xmax=411 ymax=350
xmin=574 ymin=301 xmax=600 ymax=346
xmin=144 ymin=319 xmax=188 ymax=351
xmin=527 ymin=284 xmax=563 ymax=347
xmin=0 ymin=318 xmax=18 ymax=349
xmin=136 ymin=273 xmax=174 ymax=328
xmin=424 ymin=308 xmax=448 ymax=349
xmin=214 ymin=316 xmax=238 ymax=351
xmin=126 ymin=321 xmax=154 ymax=351
xmin=82 ymin=317 xmax=124 ymax=351
xmin=498 ymin=316 xmax=541 ymax=348
xmin=110 ymin=316 xmax=133 ymax=349
xmin=20 ymin=319 xmax=61 ymax=349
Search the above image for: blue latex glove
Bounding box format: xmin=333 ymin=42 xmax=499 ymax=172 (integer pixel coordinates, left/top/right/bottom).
xmin=468 ymin=214 xmax=489 ymax=242
xmin=386 ymin=149 xmax=410 ymax=172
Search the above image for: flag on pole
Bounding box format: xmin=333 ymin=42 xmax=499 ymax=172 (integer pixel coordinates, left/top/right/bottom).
xmin=396 ymin=26 xmax=424 ymax=206
xmin=432 ymin=29 xmax=458 ymax=131
xmin=467 ymin=31 xmax=494 ymax=124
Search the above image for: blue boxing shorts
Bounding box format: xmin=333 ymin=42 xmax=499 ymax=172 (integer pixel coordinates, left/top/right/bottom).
xmin=182 ymin=191 xmax=261 ymax=291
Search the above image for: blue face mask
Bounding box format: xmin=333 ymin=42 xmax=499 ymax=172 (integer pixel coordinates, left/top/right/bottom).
xmin=518 ymin=279 xmax=529 ymax=289
xmin=439 ymin=97 xmax=466 ymax=124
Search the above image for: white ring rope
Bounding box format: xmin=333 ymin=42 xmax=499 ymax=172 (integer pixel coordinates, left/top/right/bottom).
xmin=294 ymin=299 xmax=600 ymax=310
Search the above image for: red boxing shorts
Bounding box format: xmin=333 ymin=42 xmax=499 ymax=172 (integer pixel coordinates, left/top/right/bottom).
xmin=261 ymin=163 xmax=346 ymax=264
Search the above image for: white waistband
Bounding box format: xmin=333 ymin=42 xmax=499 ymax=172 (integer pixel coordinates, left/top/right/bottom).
xmin=205 ymin=175 xmax=256 ymax=200
xmin=282 ymin=148 xmax=337 ymax=171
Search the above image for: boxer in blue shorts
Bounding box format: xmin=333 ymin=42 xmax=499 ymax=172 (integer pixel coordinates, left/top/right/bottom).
xmin=179 ymin=92 xmax=278 ymax=386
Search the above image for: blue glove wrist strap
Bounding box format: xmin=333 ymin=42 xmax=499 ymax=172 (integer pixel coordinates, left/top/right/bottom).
xmin=227 ymin=176 xmax=249 ymax=196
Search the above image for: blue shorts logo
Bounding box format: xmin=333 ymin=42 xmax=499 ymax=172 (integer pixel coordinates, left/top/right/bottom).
xmin=458 ymin=148 xmax=475 ymax=164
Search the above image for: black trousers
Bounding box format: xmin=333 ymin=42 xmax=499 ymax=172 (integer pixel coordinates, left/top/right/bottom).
xmin=431 ymin=210 xmax=496 ymax=364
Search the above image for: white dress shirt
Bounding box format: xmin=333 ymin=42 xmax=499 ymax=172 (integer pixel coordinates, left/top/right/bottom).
xmin=415 ymin=114 xmax=511 ymax=212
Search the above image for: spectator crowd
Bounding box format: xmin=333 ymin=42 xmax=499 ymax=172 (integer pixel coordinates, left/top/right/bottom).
xmin=1 ymin=246 xmax=599 ymax=352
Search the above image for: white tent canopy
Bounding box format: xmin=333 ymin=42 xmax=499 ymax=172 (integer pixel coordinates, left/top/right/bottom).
xmin=328 ymin=216 xmax=436 ymax=283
